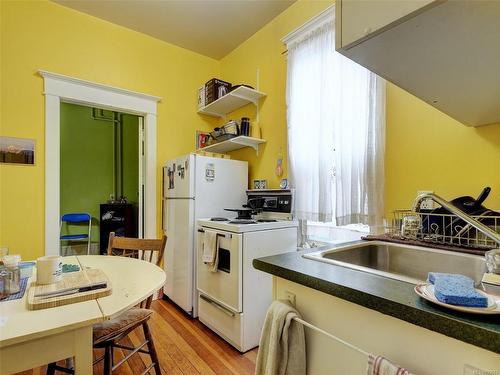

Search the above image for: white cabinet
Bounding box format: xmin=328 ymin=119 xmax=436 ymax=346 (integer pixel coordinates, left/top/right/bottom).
xmin=335 ymin=0 xmax=500 ymax=127
xmin=274 ymin=277 xmax=500 ymax=374
xmin=337 ymin=0 xmax=435 ymax=48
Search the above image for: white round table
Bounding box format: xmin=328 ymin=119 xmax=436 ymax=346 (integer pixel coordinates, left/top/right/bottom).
xmin=0 ymin=255 xmax=166 ymax=375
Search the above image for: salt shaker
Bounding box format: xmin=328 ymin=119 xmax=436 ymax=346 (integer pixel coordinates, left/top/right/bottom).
xmin=3 ymin=255 xmax=21 ymax=294
xmin=0 ymin=268 xmax=9 ymax=299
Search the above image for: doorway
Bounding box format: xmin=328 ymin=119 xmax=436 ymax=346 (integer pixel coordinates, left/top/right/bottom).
xmin=59 ymin=103 xmax=144 ymax=255
xmin=40 ymin=70 xmax=160 ymax=256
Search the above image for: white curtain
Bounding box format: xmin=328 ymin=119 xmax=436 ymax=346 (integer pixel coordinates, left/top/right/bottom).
xmin=286 ymin=21 xmax=335 ymax=222
xmin=286 ymin=10 xmax=386 ymax=228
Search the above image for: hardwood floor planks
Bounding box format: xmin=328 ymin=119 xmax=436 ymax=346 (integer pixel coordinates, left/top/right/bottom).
xmin=150 ymin=320 xmax=210 ymax=374
xmin=151 ymin=303 xmax=235 ymax=375
xmin=153 ymin=300 xmax=256 ymax=375
xmin=14 ymin=299 xmax=257 ymax=375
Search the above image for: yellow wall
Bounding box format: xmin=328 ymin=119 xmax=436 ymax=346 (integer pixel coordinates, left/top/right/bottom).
xmin=220 ymin=0 xmax=500 ymax=211
xmin=220 ymin=0 xmax=334 ymax=188
xmin=0 ymin=0 xmax=219 ymax=260
xmin=385 ymin=83 xmax=500 ymax=213
xmin=2 ymin=0 xmax=500 ymax=259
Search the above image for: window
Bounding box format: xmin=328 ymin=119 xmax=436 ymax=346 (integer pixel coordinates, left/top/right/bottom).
xmin=284 ymin=7 xmax=385 ymax=245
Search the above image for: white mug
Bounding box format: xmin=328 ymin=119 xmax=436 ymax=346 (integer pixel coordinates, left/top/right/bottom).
xmin=36 ymin=256 xmax=63 ymax=285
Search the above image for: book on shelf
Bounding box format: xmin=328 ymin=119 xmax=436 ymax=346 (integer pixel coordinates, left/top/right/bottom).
xmin=197 ymin=86 xmax=206 ymax=109
xmin=195 ymin=131 xmax=211 ymax=149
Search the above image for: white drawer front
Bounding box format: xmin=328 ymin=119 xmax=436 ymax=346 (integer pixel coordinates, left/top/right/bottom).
xmin=198 ymin=294 xmax=243 ymax=351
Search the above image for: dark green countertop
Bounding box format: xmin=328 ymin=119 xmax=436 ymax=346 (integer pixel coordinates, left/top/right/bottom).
xmin=253 ymin=247 xmax=500 ymax=354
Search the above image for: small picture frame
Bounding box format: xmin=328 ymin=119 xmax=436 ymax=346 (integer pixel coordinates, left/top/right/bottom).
xmin=0 ymin=136 xmax=35 ymax=165
xmin=253 ymin=179 xmax=267 ymax=189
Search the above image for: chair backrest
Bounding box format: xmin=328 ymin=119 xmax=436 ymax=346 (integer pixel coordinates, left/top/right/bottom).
xmin=107 ymin=232 xmax=167 ymax=267
xmin=61 ymin=213 xmax=91 ymax=223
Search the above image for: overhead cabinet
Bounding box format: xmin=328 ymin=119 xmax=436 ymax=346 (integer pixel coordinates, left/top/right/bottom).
xmin=336 ymin=0 xmax=500 ymax=127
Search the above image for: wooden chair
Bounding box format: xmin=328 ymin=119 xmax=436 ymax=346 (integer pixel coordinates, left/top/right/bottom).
xmin=107 ymin=232 xmax=166 ymax=266
xmin=47 ymin=233 xmax=167 ymax=375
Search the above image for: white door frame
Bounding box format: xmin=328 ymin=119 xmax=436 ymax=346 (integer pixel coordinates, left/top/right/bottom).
xmin=39 ymin=70 xmax=161 ymax=256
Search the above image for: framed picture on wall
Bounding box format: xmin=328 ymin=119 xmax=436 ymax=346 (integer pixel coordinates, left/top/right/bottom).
xmin=0 ymin=136 xmax=35 ymax=165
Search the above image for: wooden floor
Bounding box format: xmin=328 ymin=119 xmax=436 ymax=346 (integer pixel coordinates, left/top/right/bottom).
xmin=16 ymin=299 xmax=258 ymax=375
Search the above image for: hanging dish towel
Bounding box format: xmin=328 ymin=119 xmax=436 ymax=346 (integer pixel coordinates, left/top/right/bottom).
xmin=202 ymin=230 xmax=219 ymax=272
xmin=367 ymin=354 xmax=412 ymax=375
xmin=255 ymin=300 xmax=306 ymax=375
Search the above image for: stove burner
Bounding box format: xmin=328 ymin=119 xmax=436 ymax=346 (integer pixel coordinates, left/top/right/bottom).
xmin=210 ymin=217 xmax=229 ymax=221
xmin=228 ymin=220 xmax=257 ymax=224
xmin=256 ymin=219 xmax=278 ymax=223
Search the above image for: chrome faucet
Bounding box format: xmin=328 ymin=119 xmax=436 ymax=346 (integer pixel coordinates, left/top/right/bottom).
xmin=412 ymin=192 xmax=500 ymax=248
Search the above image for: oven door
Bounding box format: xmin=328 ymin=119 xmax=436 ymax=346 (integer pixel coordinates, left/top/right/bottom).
xmin=196 ymin=228 xmax=243 ymax=313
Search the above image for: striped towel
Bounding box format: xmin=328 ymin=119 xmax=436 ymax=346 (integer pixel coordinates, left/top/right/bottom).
xmin=367 ymin=354 xmax=412 ymax=375
xmin=1 ymin=277 xmax=29 ymax=301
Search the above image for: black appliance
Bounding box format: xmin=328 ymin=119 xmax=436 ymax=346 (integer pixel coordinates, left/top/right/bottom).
xmin=224 ymin=189 xmax=294 ymax=221
xmin=99 ymin=203 xmax=137 ymax=254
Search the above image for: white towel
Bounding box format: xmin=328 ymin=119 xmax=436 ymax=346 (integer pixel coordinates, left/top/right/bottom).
xmin=255 ymin=300 xmax=306 ymax=375
xmin=367 ymin=355 xmax=412 ymax=375
xmin=202 ymin=230 xmax=219 ymax=272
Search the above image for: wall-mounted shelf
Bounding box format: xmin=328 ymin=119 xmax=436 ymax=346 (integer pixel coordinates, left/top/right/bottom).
xmin=198 ymin=86 xmax=266 ymax=118
xmin=198 ymin=136 xmax=266 ymax=155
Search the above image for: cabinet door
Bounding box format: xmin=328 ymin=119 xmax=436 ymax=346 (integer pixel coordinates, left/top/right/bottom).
xmin=337 ymin=0 xmax=436 ymax=49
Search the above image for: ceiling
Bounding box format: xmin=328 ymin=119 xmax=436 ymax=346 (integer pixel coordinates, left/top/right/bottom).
xmin=54 ymin=0 xmax=296 ymax=59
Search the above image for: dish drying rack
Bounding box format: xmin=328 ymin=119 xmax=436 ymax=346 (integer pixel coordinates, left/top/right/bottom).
xmin=386 ymin=210 xmax=500 ymax=250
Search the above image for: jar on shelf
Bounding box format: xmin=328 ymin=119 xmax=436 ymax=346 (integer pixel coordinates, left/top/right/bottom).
xmin=240 ymin=117 xmax=250 ymax=136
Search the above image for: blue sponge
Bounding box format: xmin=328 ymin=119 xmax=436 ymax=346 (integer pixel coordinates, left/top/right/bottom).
xmin=427 ymin=272 xmax=488 ymax=308
xmin=428 ymin=272 xmax=466 ymax=284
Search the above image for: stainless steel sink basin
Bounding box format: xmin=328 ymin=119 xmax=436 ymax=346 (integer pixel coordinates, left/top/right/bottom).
xmin=303 ymin=241 xmax=486 ymax=284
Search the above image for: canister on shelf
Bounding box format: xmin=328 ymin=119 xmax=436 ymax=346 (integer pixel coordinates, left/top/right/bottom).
xmin=250 ymin=121 xmax=261 ymax=139
xmin=240 ymin=117 xmax=250 ymax=136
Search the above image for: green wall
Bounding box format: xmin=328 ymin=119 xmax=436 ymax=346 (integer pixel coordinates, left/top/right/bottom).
xmin=60 ymin=103 xmax=139 ymax=242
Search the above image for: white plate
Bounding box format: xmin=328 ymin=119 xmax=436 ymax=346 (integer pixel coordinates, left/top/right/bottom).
xmin=414 ymin=283 xmax=500 ymax=314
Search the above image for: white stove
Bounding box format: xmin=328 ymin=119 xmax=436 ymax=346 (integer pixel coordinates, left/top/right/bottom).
xmin=197 ymin=217 xmax=298 ymax=233
xmin=196 ymin=189 xmax=298 ymax=352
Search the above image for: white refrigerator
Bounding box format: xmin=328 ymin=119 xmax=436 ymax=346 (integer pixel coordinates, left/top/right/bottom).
xmin=162 ymin=154 xmax=248 ymax=316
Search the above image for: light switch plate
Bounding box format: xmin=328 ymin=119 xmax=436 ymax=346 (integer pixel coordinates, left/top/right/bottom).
xmin=284 ymin=291 xmax=296 ymax=307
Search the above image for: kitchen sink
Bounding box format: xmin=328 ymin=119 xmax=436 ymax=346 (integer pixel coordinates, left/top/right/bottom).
xmin=302 ymin=241 xmax=487 ymax=284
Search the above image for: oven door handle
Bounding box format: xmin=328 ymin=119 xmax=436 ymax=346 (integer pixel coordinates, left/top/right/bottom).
xmin=197 ymin=229 xmax=232 ymax=239
xmin=200 ymin=294 xmax=235 ymax=317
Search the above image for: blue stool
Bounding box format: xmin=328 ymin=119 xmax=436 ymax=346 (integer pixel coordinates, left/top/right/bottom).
xmin=60 ymin=213 xmax=92 ymax=255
